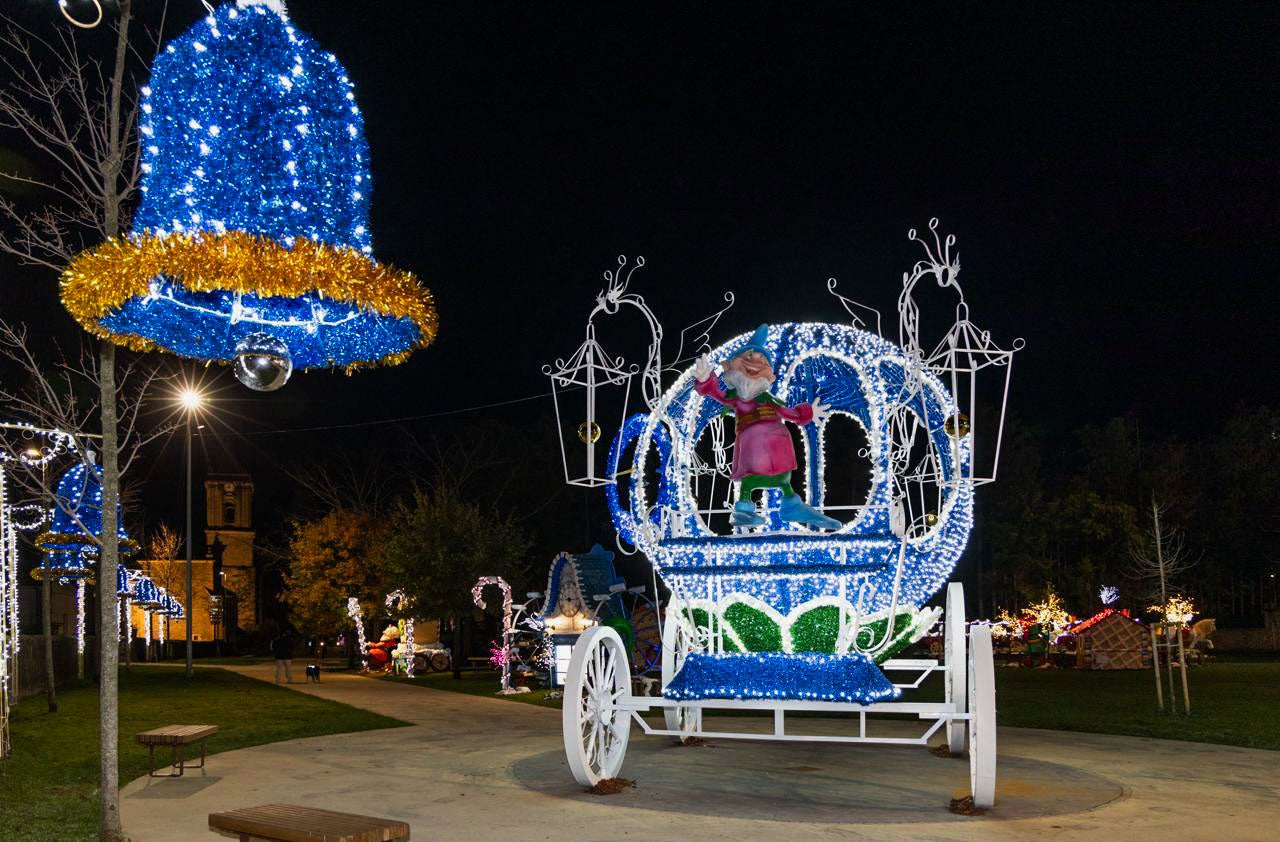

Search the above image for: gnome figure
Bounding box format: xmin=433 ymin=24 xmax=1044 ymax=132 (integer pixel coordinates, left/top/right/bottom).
xmin=694 ymin=325 xmax=842 ymax=529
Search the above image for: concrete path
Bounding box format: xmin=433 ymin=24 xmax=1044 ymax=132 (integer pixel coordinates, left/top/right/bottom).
xmin=122 ymin=664 xmax=1279 ymax=841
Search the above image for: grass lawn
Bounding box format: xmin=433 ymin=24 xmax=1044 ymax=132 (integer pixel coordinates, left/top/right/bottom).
xmin=374 ymin=670 xmax=563 ymax=708
xmin=0 ymin=666 xmax=410 ymax=840
xmin=387 ymin=661 xmax=1280 ymax=751
xmin=994 ymin=661 xmax=1280 ymax=750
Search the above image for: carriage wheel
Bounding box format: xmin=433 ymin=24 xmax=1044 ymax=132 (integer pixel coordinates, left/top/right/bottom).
xmin=562 ymin=626 xmax=632 ymax=786
xmin=661 ymin=609 xmax=702 ymax=740
xmin=429 ymin=651 xmax=450 ymax=673
xmin=944 ymin=582 xmax=968 ymax=754
xmin=967 ymin=623 xmax=997 ymax=808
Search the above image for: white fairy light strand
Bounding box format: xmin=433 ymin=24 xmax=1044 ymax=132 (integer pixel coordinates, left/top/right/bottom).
xmin=1 ymin=466 xmax=14 ymax=755
xmin=347 ymin=597 xmax=368 ymax=671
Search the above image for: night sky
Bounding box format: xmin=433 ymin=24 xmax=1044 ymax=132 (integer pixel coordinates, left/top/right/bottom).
xmin=3 ymin=1 xmax=1278 ymax=536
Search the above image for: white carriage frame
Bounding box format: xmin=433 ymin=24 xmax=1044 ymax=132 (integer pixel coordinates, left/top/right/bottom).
xmin=562 ymin=581 xmax=996 ymax=808
xmin=554 ymin=224 xmax=1015 ymax=810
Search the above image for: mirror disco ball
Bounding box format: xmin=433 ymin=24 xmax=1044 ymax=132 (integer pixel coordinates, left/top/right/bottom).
xmin=233 ymin=332 xmax=292 ymax=392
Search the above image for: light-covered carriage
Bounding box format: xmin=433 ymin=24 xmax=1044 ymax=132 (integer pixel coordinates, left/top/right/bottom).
xmin=548 ymin=223 xmax=1017 ymax=809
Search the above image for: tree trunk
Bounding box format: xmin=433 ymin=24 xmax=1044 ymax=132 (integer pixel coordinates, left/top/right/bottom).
xmin=97 ymin=342 xmax=122 ymax=841
xmin=41 ymin=574 xmax=57 ymax=712
xmin=96 ymin=2 xmax=132 ymax=837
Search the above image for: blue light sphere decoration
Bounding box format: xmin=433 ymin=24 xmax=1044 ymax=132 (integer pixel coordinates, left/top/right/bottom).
xmin=609 ymin=322 xmax=973 ymax=622
xmin=60 ymin=0 xmax=437 ymax=386
xmin=36 ymin=461 xmax=136 ymax=556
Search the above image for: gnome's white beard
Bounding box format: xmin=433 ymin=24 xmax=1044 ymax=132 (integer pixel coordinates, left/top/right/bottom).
xmin=723 ymin=369 xmax=773 ymax=401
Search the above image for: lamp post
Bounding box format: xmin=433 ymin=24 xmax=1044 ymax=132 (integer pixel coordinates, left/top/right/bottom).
xmin=178 ymin=388 xmax=203 ymax=679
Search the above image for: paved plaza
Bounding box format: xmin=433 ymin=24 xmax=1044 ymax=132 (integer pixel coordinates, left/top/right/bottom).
xmin=121 ymin=665 xmax=1280 ymax=841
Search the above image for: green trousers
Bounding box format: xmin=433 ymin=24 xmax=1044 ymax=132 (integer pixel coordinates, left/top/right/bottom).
xmin=739 ymin=472 xmax=795 ymax=498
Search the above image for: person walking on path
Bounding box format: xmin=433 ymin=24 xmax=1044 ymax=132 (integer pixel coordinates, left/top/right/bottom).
xmin=272 ymin=632 xmax=295 ymax=684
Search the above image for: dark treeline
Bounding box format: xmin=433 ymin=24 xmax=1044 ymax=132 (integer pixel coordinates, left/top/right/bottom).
xmin=973 ymin=407 xmax=1279 ymax=626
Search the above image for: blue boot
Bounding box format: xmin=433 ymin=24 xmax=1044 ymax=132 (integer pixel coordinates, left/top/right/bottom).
xmin=731 ymin=499 xmax=766 ymax=527
xmin=779 ymin=494 xmax=842 ymax=530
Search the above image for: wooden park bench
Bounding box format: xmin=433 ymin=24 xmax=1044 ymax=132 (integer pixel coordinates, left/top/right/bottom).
xmin=209 ymin=804 xmax=409 ymax=842
xmin=136 ymin=724 xmax=219 ymax=777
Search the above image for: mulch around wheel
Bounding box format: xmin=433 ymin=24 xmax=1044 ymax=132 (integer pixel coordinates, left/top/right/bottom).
xmin=589 ymin=777 xmax=637 ymax=795
xmin=948 ymin=796 xmax=987 ymax=816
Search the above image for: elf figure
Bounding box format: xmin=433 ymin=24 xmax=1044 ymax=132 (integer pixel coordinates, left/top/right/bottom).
xmin=694 ymin=325 xmax=841 ymax=530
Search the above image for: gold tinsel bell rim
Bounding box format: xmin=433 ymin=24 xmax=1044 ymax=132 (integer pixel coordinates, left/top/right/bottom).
xmin=34 ymin=531 xmax=140 ymax=555
xmin=30 ymin=567 xmax=96 ymax=583
xmin=59 ymin=230 xmax=439 ymax=371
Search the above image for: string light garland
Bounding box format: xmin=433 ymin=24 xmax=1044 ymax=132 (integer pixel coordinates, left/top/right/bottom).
xmin=59 ymin=0 xmax=437 ymax=385
xmin=75 ymin=580 xmax=86 ymax=665
xmin=0 ymin=424 xmax=78 ymax=468
xmin=116 ymin=565 xmax=135 ymax=643
xmin=347 ymin=597 xmax=368 ymax=671
xmin=1 ymin=467 xmax=17 ymax=753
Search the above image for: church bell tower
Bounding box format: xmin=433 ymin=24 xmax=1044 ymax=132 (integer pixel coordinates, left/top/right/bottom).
xmin=205 ymin=474 xmax=257 ymax=628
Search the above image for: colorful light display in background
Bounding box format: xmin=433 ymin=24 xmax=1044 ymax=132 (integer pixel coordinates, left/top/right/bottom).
xmin=59 ymin=0 xmax=437 ymax=390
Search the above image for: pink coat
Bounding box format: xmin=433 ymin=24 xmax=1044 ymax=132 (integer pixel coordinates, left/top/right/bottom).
xmin=694 ymin=377 xmax=814 ymax=479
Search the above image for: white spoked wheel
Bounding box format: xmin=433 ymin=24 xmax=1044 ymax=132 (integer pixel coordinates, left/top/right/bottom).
xmin=967 ymin=623 xmax=997 ymax=808
xmin=661 ymin=608 xmax=702 ymax=740
xmin=562 ymin=626 xmax=632 ymax=787
xmin=944 ymin=582 xmax=968 ymax=754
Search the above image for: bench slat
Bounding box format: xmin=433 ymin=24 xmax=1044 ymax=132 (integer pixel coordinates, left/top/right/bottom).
xmin=136 ymin=724 xmax=218 ymax=746
xmin=209 ymin=803 xmax=409 ymax=842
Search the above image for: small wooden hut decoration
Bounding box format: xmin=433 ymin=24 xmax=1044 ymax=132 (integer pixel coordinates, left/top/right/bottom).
xmin=1070 ymin=608 xmax=1150 ymax=670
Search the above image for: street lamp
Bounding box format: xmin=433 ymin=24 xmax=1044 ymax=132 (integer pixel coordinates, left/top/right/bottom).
xmin=177 ymin=386 xmax=204 ymax=678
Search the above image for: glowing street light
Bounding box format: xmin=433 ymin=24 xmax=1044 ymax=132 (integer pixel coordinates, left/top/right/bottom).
xmin=176 ymin=386 xmax=206 ymax=679
xmin=178 ymin=389 xmax=203 ymax=412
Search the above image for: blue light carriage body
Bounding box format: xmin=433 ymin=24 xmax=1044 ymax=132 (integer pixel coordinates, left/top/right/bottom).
xmin=607 ymin=322 xmax=973 ymax=636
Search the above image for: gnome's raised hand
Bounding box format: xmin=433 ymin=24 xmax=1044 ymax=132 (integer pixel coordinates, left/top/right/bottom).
xmin=694 ymin=354 xmax=714 ymax=383
xmin=811 ymin=398 xmax=833 ymax=424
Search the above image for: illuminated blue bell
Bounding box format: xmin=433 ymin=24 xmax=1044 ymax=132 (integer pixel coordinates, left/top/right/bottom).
xmin=160 ymin=593 xmax=184 ymax=619
xmin=117 ymin=564 xmax=133 ymax=596
xmin=36 ymin=461 xmax=137 ymax=556
xmin=60 ymin=0 xmax=437 ymax=390
xmin=133 ymin=576 xmax=164 ymax=610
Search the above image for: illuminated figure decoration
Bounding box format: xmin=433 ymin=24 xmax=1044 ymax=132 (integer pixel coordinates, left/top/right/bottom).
xmin=692 ymin=325 xmax=839 ymax=530
xmin=546 ymin=221 xmax=1021 ymax=809
xmin=59 ymin=0 xmax=437 ymax=391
